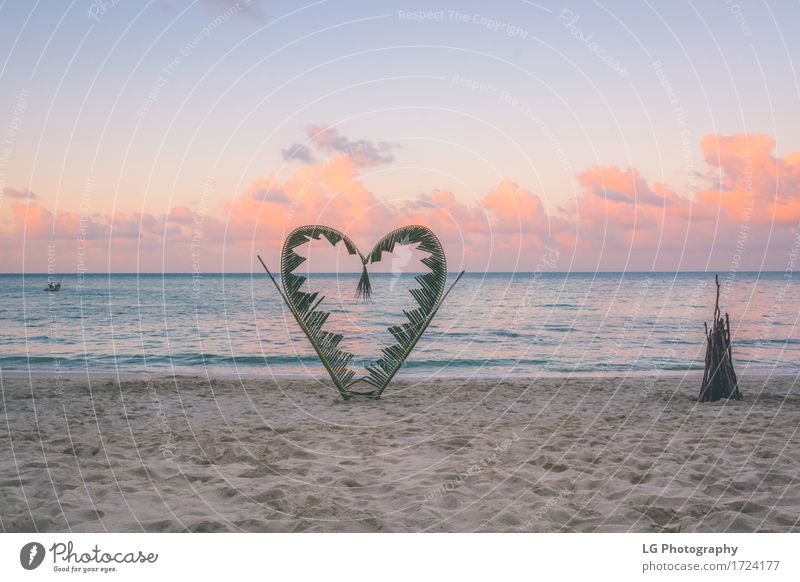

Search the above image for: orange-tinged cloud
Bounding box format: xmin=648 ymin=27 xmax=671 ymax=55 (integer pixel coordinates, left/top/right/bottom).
xmin=567 ymin=165 xmax=694 ymax=252
xmin=3 ymin=133 xmax=800 ymax=272
xmin=698 ymin=133 xmax=800 ymax=225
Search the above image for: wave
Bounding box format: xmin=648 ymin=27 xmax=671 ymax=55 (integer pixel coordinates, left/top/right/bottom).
xmin=0 ymin=354 xmax=720 ymax=373
xmin=735 ymin=339 xmax=800 ymax=346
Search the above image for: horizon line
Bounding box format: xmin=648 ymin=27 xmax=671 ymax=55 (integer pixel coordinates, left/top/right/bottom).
xmin=0 ymin=270 xmax=787 ymax=276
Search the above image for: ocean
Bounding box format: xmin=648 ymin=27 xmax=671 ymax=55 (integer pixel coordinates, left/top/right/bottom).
xmin=1 ymin=272 xmax=797 ymax=379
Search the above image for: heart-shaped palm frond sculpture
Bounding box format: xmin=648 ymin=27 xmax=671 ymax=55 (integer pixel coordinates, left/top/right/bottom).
xmin=258 ymin=225 xmax=463 ymax=400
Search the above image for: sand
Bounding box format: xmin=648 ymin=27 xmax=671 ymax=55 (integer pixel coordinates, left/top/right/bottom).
xmin=1 ymin=372 xmax=798 ymax=532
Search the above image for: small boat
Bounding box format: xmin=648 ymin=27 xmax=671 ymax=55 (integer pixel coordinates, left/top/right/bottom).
xmin=44 ymin=282 xmax=61 ymax=292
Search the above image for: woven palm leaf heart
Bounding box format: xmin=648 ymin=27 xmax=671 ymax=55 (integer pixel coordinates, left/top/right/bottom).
xmin=259 ymin=225 xmax=464 ymax=400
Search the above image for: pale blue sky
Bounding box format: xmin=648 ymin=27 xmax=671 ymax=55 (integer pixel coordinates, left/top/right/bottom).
xmin=1 ymin=0 xmax=798 ymax=216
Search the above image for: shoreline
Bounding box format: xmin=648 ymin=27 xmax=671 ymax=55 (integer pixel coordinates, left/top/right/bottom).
xmin=5 ymin=368 xmax=791 ymax=381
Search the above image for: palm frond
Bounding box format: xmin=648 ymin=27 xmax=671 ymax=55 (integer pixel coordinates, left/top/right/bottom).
xmin=363 ymin=225 xmax=460 ymax=397
xmin=262 ymin=224 xmax=463 ymax=400
xmin=277 ymin=225 xmax=366 ymax=398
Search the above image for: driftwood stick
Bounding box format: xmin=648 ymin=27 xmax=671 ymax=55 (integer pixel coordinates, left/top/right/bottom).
xmin=725 ymin=312 xmax=733 ymax=358
xmin=699 ymin=275 xmax=742 ymax=402
xmin=700 ymin=335 xmax=711 ymax=400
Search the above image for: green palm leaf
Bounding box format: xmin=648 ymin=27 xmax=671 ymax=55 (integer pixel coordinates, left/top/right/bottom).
xmin=362 ymin=226 xmax=462 ymax=397
xmin=259 ymin=224 xmax=463 ymax=400
xmin=266 ymin=225 xmax=365 ymax=399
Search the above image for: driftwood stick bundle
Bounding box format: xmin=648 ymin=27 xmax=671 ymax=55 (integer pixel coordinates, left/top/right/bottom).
xmin=698 ymin=275 xmax=743 ymax=402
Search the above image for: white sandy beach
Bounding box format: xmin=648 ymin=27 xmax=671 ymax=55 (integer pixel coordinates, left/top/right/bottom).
xmin=1 ymin=373 xmax=798 ymax=532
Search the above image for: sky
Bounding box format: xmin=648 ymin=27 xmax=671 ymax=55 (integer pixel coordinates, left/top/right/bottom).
xmin=1 ymin=0 xmax=799 ymax=272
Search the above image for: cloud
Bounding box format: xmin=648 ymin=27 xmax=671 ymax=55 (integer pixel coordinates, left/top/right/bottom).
xmin=698 ymin=133 xmax=800 ymax=226
xmin=2 ymin=187 xmax=37 ymax=200
xmin=556 ymin=136 xmax=800 ymax=269
xmin=481 ymin=179 xmax=556 ymax=235
xmin=564 ymin=165 xmax=695 ymax=258
xmin=278 ymin=125 xmax=400 ymax=169
xmin=165 ymin=206 xmax=194 ymax=224
xmin=281 ymin=143 xmax=315 ymax=164
xmin=6 ymin=200 xmax=201 ymax=242
xmin=306 ymin=124 xmax=400 ymax=167
xmin=249 ymin=182 xmax=290 ymax=203
xmin=4 ymin=133 xmax=800 ymax=272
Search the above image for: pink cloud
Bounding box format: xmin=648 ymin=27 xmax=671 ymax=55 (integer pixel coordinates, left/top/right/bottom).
xmin=2 ymin=187 xmax=37 ymax=200
xmin=566 ymin=165 xmax=694 ymax=250
xmin=3 ymin=133 xmax=800 ymax=273
xmin=306 ymin=124 xmax=400 ymax=168
xmin=698 ymin=133 xmax=800 ymax=226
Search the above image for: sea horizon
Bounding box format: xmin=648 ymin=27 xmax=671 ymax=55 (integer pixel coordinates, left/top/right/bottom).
xmin=0 ymin=270 xmax=790 ymax=276
xmin=0 ymin=268 xmax=787 ymax=280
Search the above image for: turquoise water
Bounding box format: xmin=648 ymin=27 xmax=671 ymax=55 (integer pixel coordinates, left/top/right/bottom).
xmin=1 ymin=272 xmax=798 ymax=378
